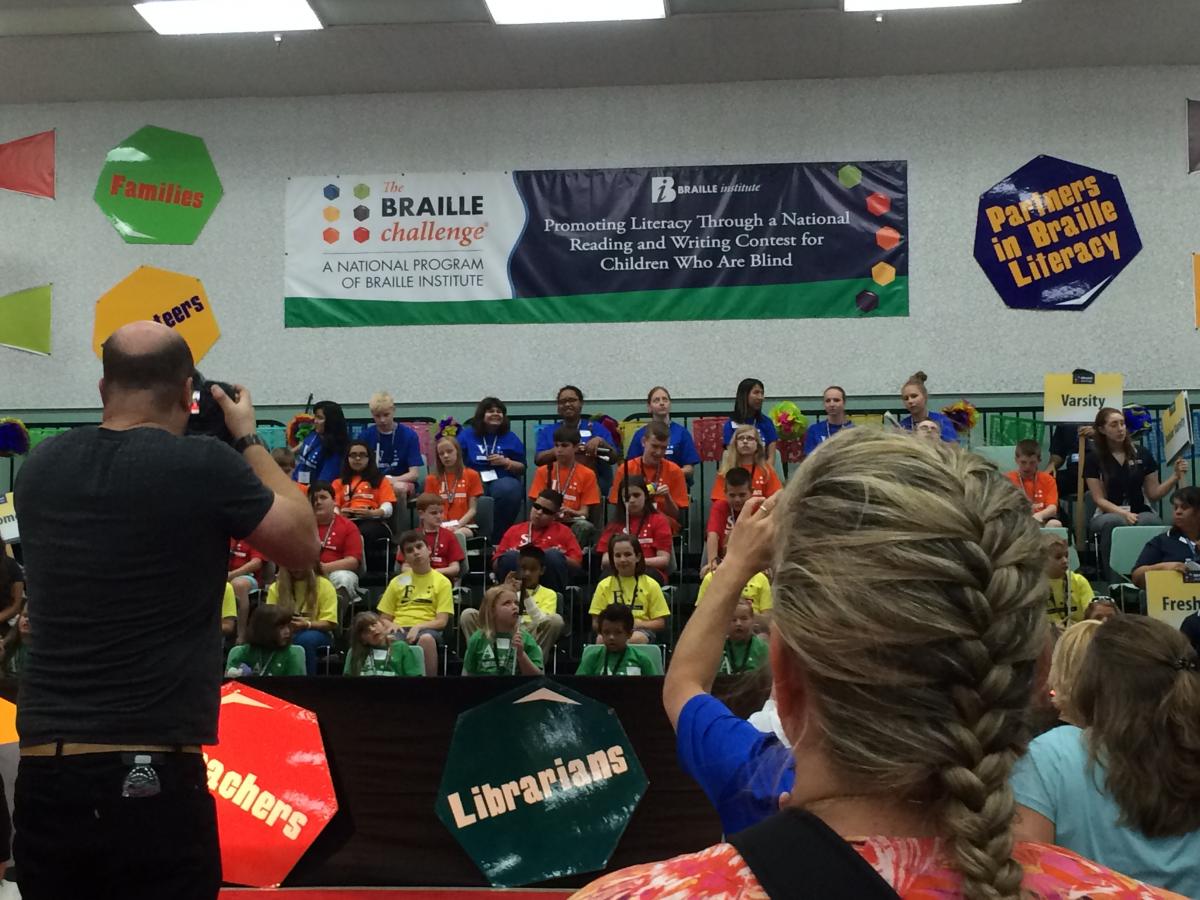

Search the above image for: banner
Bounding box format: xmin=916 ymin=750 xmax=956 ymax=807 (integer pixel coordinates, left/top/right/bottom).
xmin=0 ymin=130 xmax=55 ymax=199
xmin=436 ymin=680 xmax=647 ymax=887
xmin=974 ymin=156 xmax=1141 ymax=311
xmin=0 ymin=284 xmax=51 ymax=355
xmin=284 ymin=161 xmax=908 ymax=327
xmin=1043 ymin=371 xmax=1123 ymax=424
xmin=93 ymin=267 xmax=219 ymax=363
xmin=1145 ymin=571 xmax=1200 ymax=630
xmin=0 ymin=493 xmax=17 ymax=544
xmin=1162 ymin=390 xmax=1192 ymax=464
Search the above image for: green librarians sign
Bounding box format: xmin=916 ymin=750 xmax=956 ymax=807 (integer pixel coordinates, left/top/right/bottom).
xmin=93 ymin=125 xmax=223 ymax=244
xmin=436 ymin=680 xmax=648 ymax=887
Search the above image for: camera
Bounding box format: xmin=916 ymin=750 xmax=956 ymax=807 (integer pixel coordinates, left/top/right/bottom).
xmin=187 ymin=370 xmax=239 ymax=444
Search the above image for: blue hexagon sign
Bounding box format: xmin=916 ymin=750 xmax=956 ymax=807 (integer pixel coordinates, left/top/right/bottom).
xmin=974 ymin=155 xmax=1141 ymax=311
xmin=436 ymin=680 xmax=647 ymax=887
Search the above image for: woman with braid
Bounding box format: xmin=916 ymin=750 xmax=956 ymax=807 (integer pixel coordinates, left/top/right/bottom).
xmin=574 ymin=430 xmax=1182 ymax=900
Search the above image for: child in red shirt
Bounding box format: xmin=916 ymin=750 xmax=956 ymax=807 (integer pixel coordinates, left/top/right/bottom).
xmin=598 ymin=475 xmax=673 ymax=583
xmin=493 ymin=489 xmax=583 ymax=593
xmin=396 ymin=492 xmax=465 ymax=582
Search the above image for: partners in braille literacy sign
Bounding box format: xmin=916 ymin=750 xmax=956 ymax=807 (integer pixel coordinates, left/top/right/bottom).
xmin=974 ymin=155 xmax=1141 ymax=311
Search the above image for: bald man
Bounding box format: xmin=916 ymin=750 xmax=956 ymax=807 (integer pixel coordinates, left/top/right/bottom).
xmin=12 ymin=322 xmax=319 ymax=899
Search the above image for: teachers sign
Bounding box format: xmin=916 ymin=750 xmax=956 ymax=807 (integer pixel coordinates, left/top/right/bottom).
xmin=974 ymin=156 xmax=1141 ymax=311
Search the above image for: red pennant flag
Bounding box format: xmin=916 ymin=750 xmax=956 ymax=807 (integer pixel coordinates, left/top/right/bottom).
xmin=0 ymin=130 xmax=55 ymax=199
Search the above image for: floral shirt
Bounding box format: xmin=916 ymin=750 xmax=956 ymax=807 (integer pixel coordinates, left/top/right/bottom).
xmin=571 ymin=838 xmax=1187 ymax=899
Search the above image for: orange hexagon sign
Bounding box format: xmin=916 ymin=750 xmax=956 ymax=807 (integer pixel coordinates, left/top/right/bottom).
xmin=93 ymin=266 xmax=219 ymax=362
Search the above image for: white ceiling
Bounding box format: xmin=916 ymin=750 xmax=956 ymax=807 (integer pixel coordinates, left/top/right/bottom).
xmin=0 ymin=0 xmax=1197 ymax=104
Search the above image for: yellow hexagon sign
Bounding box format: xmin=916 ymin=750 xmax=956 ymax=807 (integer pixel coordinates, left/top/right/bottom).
xmin=93 ymin=266 xmax=219 ymax=363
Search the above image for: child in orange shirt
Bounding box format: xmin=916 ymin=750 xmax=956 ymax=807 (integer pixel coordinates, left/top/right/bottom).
xmin=425 ymin=435 xmax=483 ymax=537
xmin=1005 ymin=439 xmax=1062 ymax=527
xmin=333 ymin=439 xmax=396 ymax=571
xmin=711 ymin=424 xmax=783 ymax=502
xmin=610 ymin=420 xmax=689 ymax=534
xmin=529 ymin=425 xmax=601 ymax=546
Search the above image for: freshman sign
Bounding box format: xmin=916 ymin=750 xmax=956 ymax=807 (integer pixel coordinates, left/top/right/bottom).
xmin=974 ymin=156 xmax=1141 ymax=311
xmin=1043 ymin=371 xmax=1123 ymax=424
xmin=436 ymin=680 xmax=647 ymax=887
xmin=1145 ymin=571 xmax=1200 ymax=630
xmin=284 ymin=161 xmax=908 ymax=327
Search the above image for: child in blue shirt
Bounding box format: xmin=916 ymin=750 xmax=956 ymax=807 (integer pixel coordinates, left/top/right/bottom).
xmin=356 ymin=390 xmax=423 ymax=499
xmin=534 ymin=385 xmax=619 ymax=497
xmin=722 ymin=378 xmax=778 ymax=466
xmin=457 ymin=396 xmax=527 ymax=541
xmin=292 ymin=400 xmax=350 ymax=485
xmin=627 ymin=386 xmax=701 ymax=482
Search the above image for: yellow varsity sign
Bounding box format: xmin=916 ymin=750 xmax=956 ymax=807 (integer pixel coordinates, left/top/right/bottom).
xmin=1042 ymin=372 xmax=1123 ymax=424
xmin=1161 ymin=390 xmax=1191 ymax=463
xmin=0 ymin=492 xmax=16 ymax=544
xmin=1145 ymin=570 xmax=1200 ymax=629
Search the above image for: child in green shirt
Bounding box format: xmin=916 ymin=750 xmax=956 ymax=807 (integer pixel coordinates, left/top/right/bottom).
xmin=343 ymin=611 xmax=424 ymax=676
xmin=226 ymin=606 xmax=306 ymax=676
xmin=462 ymin=583 xmax=543 ymax=675
xmin=719 ymin=598 xmax=768 ymax=675
xmin=576 ymin=603 xmax=663 ymax=676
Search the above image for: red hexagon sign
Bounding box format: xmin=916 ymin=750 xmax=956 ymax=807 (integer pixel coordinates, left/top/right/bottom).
xmin=203 ymin=683 xmax=337 ymax=888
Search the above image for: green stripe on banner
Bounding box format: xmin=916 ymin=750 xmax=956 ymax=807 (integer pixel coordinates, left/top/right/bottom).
xmin=284 ymin=277 xmax=908 ymax=327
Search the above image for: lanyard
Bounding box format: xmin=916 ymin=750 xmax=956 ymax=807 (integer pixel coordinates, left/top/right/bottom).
xmin=724 ymin=639 xmax=753 ymax=674
xmin=552 ymin=462 xmax=577 ymax=494
xmin=615 ymin=575 xmax=640 ymax=610
xmin=423 ymin=530 xmax=440 ymax=558
xmin=320 ymin=520 xmax=336 ymax=551
xmin=253 ymin=650 xmax=277 ymax=676
xmin=479 ymin=433 xmax=499 ymax=456
xmin=440 ymin=472 xmax=462 ymax=503
xmin=624 ymin=513 xmax=650 ymax=540
xmin=491 ymin=635 xmax=517 ymax=674
xmin=603 ymin=647 xmax=629 ymax=676
xmin=348 ymin=476 xmax=374 ymax=505
xmin=642 ymin=459 xmax=661 ymax=487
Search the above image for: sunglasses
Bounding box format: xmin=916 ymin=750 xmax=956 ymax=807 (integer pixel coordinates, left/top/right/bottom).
xmin=531 ymin=504 xmax=557 ymax=515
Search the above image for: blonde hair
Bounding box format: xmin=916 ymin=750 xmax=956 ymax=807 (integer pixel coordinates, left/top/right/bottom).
xmin=719 ymin=424 xmax=765 ymax=475
xmin=478 ymin=585 xmax=517 ymax=640
xmin=275 ymin=565 xmax=322 ymax=619
xmin=772 ymin=428 xmax=1046 ymax=900
xmin=1047 ymin=619 xmax=1102 ymax=725
xmin=368 ymin=391 xmax=394 ymax=414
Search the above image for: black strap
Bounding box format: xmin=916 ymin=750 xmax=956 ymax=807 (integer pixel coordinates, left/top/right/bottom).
xmin=727 ymin=808 xmax=901 ymax=900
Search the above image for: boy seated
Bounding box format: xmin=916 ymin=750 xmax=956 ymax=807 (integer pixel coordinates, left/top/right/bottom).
xmin=702 ymin=466 xmax=753 ymax=575
xmin=493 ymin=490 xmax=583 ymax=592
xmin=226 ymin=537 xmax=264 ymax=644
xmin=396 ymin=492 xmax=465 ymax=583
xmin=377 ymin=529 xmax=454 ymax=676
xmin=359 ymin=391 xmax=423 ymax=500
xmin=310 ymin=481 xmax=363 ymax=612
xmin=461 ymin=546 xmax=565 ymax=661
xmin=720 ymin=598 xmax=769 ymax=675
xmin=1044 ymin=532 xmax=1092 ymax=627
xmin=273 ymin=447 xmax=305 ymax=493
xmin=1005 ymin=439 xmax=1062 ymax=527
xmin=576 ymin=603 xmax=663 ymax=675
xmin=528 ymin=425 xmax=600 ymax=546
xmin=609 ymin=420 xmax=689 ymax=533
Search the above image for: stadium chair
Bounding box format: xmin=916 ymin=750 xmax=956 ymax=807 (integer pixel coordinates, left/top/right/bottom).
xmin=404 ymin=642 xmax=426 ymax=676
xmin=1107 ymin=524 xmax=1169 ymax=612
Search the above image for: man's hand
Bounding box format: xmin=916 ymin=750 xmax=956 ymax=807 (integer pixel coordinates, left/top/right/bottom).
xmin=211 ymin=383 xmax=257 ymax=441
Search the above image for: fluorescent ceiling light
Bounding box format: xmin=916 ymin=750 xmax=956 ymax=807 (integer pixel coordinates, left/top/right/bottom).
xmin=844 ymin=0 xmax=1019 ymax=9
xmin=134 ymin=0 xmax=323 ymax=35
xmin=486 ymin=0 xmax=666 ymax=25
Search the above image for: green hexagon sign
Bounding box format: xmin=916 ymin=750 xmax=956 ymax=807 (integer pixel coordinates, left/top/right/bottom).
xmin=94 ymin=125 xmax=223 ymax=244
xmin=436 ymin=679 xmax=648 ymax=887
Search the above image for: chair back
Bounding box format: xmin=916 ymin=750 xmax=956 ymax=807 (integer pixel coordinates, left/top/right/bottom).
xmin=1109 ymin=525 xmax=1170 ymax=579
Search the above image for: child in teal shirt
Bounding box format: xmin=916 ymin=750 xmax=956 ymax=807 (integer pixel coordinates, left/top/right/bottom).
xmin=719 ymin=598 xmax=768 ymax=675
xmin=343 ymin=611 xmax=424 ymax=676
xmin=225 ymin=606 xmax=306 ymax=676
xmin=577 ymin=603 xmax=663 ymax=676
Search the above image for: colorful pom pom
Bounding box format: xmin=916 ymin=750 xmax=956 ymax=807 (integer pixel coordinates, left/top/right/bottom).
xmin=286 ymin=413 xmax=315 ymax=449
xmin=0 ymin=418 xmax=30 ymax=457
xmin=770 ymin=401 xmax=808 ymax=442
xmin=941 ymin=400 xmax=979 ymax=435
xmin=1123 ymin=405 xmax=1153 ymax=437
xmin=435 ymin=416 xmax=461 ymax=442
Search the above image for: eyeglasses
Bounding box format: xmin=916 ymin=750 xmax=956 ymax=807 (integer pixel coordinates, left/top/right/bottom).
xmin=532 ymin=504 xmax=556 ymax=515
xmin=348 ymin=452 xmax=369 ymax=458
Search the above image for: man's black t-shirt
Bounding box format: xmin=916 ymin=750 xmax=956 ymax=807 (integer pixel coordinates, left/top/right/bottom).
xmin=1082 ymin=444 xmax=1158 ymax=514
xmin=14 ymin=427 xmax=273 ymax=745
xmin=1 ymin=556 xmax=23 ymax=592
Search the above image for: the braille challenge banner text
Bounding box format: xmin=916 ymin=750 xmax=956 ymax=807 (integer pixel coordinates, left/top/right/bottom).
xmin=283 ymin=161 xmax=908 ymax=327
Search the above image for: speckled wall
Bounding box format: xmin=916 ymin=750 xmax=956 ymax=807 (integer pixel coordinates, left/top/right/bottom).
xmin=2 ymin=66 xmax=1197 ymax=409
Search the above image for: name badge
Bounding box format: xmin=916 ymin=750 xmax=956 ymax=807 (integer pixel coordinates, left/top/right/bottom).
xmin=297 ymin=470 xmax=311 ymax=485
xmin=580 ymin=430 xmax=592 ymax=439
xmin=398 ymin=573 xmax=413 ymax=587
xmin=481 ymin=469 xmax=498 ymax=483
xmin=625 ymin=666 xmax=641 ymax=676
xmin=475 ymin=454 xmax=488 ymax=462
xmin=496 ymin=637 xmax=511 ymax=651
xmin=372 ymin=648 xmax=388 ymax=661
